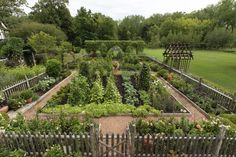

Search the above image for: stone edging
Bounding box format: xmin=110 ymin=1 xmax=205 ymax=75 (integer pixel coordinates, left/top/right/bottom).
xmin=8 ymin=72 xmax=75 ymax=119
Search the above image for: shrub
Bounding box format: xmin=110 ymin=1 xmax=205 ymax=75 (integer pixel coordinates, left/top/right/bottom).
xmin=157 ymin=69 xmax=168 ymax=78
xmin=139 ymin=63 xmax=151 ymax=91
xmin=68 ymin=75 xmax=90 ymax=105
xmin=132 ymin=105 xmax=160 ymax=117
xmin=46 ymin=59 xmax=62 ymax=78
xmin=0 ymin=147 xmax=25 ymax=157
xmin=8 ymin=93 xmax=24 ymax=110
xmin=104 ymin=76 xmax=122 ymax=103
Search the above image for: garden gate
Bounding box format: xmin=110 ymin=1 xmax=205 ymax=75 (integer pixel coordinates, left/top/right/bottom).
xmin=90 ymin=125 xmax=132 ymax=157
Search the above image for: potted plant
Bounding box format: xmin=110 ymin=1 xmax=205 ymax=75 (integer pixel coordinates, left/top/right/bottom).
xmin=0 ymin=91 xmax=8 ymax=113
xmin=20 ymin=89 xmax=34 ymax=104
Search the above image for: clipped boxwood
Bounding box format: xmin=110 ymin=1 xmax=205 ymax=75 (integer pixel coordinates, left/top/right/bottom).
xmin=84 ymin=40 xmax=145 ymax=54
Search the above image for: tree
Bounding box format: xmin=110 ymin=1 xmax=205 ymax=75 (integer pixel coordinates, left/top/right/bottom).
xmin=30 ymin=0 xmax=74 ymax=40
xmin=118 ymin=15 xmax=145 ymax=40
xmin=10 ymin=22 xmax=67 ymax=41
xmin=58 ymin=41 xmax=73 ymax=65
xmin=28 ymin=31 xmax=57 ymax=54
xmin=0 ymin=0 xmax=26 ymax=22
xmin=104 ymin=76 xmax=121 ymax=103
xmin=139 ymin=63 xmax=151 ymax=91
xmin=1 ymin=37 xmax=24 ymax=63
xmin=217 ymin=0 xmax=236 ymax=32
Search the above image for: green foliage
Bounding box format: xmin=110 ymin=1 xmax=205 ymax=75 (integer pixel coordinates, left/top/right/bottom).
xmin=42 ymin=103 xmax=160 ymax=118
xmin=0 ymin=147 xmax=25 ymax=157
xmin=205 ymin=27 xmax=234 ymax=48
xmin=89 ymin=74 xmax=104 ymax=104
xmin=46 ymin=59 xmax=62 ymax=78
xmin=0 ymin=0 xmax=26 ymax=21
xmin=1 ymin=37 xmax=24 ymax=63
xmin=30 ymin=0 xmax=73 ymax=41
xmin=0 ymin=65 xmax=45 ymax=89
xmin=134 ymin=117 xmax=236 ymax=136
xmin=34 ymin=77 xmax=56 ymax=92
xmin=20 ymin=89 xmax=33 ymax=100
xmin=43 ymin=145 xmax=64 ymax=157
xmin=132 ymin=104 xmax=160 ymax=117
xmin=84 ymin=40 xmax=145 ymax=54
xmin=2 ymin=113 xmax=91 ymax=134
xmin=68 ymin=75 xmax=90 ymax=105
xmin=139 ymin=63 xmax=151 ymax=91
xmin=104 ymin=75 xmax=121 ymax=103
xmin=28 ymin=31 xmax=57 ymax=54
xmin=8 ymin=93 xmax=24 ymax=110
xmin=122 ymin=78 xmax=139 ymax=105
xmin=89 ymin=59 xmax=113 ymax=79
xmin=220 ymin=114 xmax=236 ymax=124
xmin=74 ymin=7 xmax=117 ymax=46
xmin=10 ymin=22 xmax=67 ymax=41
xmin=58 ymin=41 xmax=73 ymax=65
xmin=79 ymin=61 xmax=90 ymax=77
xmin=139 ymin=90 xmax=151 ymax=105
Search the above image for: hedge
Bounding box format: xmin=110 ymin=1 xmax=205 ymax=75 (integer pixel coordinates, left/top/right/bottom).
xmin=84 ymin=40 xmax=145 ymax=54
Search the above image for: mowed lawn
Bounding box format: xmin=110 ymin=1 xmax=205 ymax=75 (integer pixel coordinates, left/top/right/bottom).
xmin=144 ymin=48 xmax=236 ymax=93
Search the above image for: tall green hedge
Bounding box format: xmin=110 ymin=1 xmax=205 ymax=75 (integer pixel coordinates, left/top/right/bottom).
xmin=84 ymin=40 xmax=145 ymax=54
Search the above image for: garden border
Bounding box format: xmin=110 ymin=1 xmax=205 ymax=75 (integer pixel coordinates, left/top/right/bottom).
xmin=143 ymin=55 xmax=236 ymax=113
xmin=7 ymin=71 xmax=76 ymax=119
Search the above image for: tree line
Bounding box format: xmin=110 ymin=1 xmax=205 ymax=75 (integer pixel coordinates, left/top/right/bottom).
xmin=1 ymin=0 xmax=236 ymax=50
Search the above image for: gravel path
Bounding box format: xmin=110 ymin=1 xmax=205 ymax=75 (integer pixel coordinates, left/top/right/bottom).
xmin=8 ymin=71 xmax=76 ymax=119
xmin=158 ymin=78 xmax=208 ymax=121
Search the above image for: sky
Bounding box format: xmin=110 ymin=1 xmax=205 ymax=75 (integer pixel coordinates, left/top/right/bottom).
xmin=24 ymin=0 xmax=220 ymax=20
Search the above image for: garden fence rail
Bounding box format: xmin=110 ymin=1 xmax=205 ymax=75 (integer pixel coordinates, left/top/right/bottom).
xmin=143 ymin=55 xmax=236 ymax=113
xmin=0 ymin=73 xmax=47 ymax=100
xmin=0 ymin=126 xmax=235 ymax=157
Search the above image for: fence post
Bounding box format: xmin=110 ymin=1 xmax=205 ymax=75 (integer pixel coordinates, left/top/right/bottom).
xmin=90 ymin=124 xmax=98 ymax=157
xmin=25 ymin=75 xmax=30 ymax=88
xmin=233 ymin=92 xmax=236 ymax=102
xmin=213 ymin=125 xmax=226 ymax=157
xmin=129 ymin=124 xmax=136 ymax=157
xmin=199 ymin=78 xmax=203 ymax=89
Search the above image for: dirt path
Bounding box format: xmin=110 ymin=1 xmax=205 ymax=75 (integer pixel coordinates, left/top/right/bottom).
xmin=158 ymin=77 xmax=208 ymax=121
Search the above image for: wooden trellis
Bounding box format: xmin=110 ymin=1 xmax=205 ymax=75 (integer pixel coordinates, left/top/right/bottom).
xmin=163 ymin=43 xmax=193 ymax=72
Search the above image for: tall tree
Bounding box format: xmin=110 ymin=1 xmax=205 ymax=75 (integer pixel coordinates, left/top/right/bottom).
xmin=30 ymin=0 xmax=73 ymax=40
xmin=118 ymin=15 xmax=145 ymax=40
xmin=217 ymin=0 xmax=236 ymax=32
xmin=0 ymin=0 xmax=26 ymax=22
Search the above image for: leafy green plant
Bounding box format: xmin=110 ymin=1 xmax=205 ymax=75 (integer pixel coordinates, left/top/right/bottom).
xmin=43 ymin=145 xmax=64 ymax=157
xmin=8 ymin=93 xmax=24 ymax=110
xmin=139 ymin=63 xmax=151 ymax=91
xmin=20 ymin=89 xmax=34 ymax=100
xmin=139 ymin=90 xmax=151 ymax=105
xmin=0 ymin=147 xmax=25 ymax=157
xmin=104 ymin=75 xmax=121 ymax=103
xmin=132 ymin=105 xmax=160 ymax=117
xmin=122 ymin=78 xmax=139 ymax=105
xmin=46 ymin=59 xmax=62 ymax=78
xmin=79 ymin=61 xmax=90 ymax=77
xmin=34 ymin=77 xmax=56 ymax=92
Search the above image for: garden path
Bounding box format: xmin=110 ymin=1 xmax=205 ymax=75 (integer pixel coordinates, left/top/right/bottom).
xmin=158 ymin=78 xmax=208 ymax=121
xmin=8 ymin=71 xmax=76 ymax=119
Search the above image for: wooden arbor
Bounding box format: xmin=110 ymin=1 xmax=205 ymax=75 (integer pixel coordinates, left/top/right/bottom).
xmin=163 ymin=43 xmax=193 ymax=72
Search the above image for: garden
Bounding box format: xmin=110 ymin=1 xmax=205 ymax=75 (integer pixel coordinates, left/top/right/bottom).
xmin=1 ymin=0 xmax=236 ymax=156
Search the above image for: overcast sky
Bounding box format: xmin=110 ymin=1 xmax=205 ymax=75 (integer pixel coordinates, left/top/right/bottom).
xmin=25 ymin=0 xmax=220 ymax=20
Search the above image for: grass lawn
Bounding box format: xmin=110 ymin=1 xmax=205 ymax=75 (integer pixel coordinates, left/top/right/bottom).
xmin=144 ymin=48 xmax=236 ymax=94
